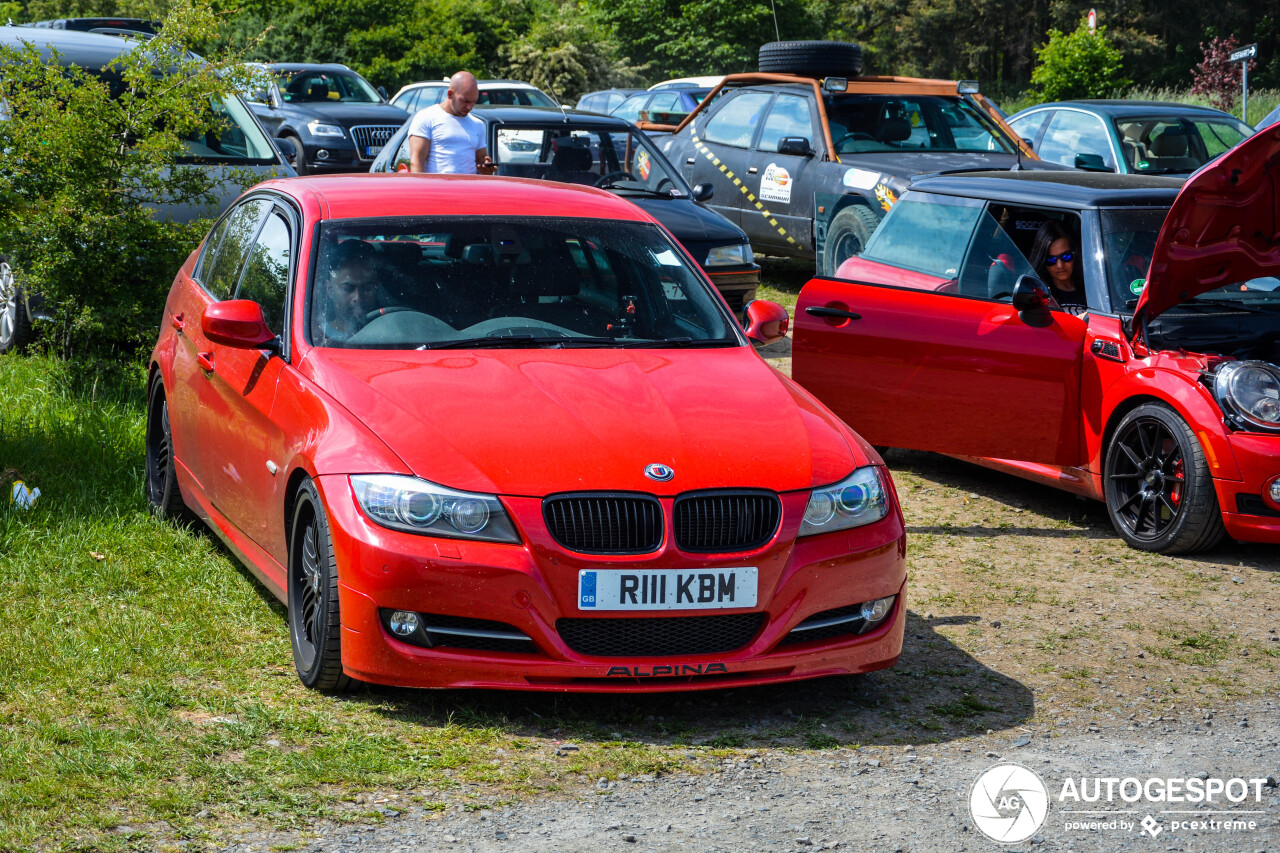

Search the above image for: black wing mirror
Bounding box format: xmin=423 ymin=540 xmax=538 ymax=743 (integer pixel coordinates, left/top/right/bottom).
xmin=692 ymin=182 xmax=714 ymax=202
xmin=275 ymin=136 xmax=296 ymax=162
xmin=377 ymin=85 xmax=389 ymax=101
xmin=1012 ymin=274 xmax=1054 ymax=327
xmin=1074 ymin=152 xmax=1112 ymax=172
xmin=778 ymin=136 xmax=813 ymax=157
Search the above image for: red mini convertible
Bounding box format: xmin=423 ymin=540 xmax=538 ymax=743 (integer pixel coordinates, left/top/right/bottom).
xmin=147 ymin=175 xmax=906 ymax=691
xmin=795 ymin=126 xmax=1280 ymax=554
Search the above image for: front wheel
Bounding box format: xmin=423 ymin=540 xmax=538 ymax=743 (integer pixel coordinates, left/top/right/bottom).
xmin=1103 ymin=403 xmax=1225 ymax=554
xmin=288 ymin=479 xmax=351 ymax=691
xmin=0 ymin=257 xmax=34 ymax=354
xmin=821 ymin=206 xmax=879 ymax=277
xmin=284 ymin=133 xmax=309 ymax=176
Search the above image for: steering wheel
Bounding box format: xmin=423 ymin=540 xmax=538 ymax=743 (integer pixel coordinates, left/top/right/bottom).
xmin=363 ymin=306 xmax=413 ymax=324
xmin=834 ymin=132 xmax=876 ymax=148
xmin=654 ymin=176 xmax=675 ymax=193
xmin=596 ymin=171 xmax=638 ymax=187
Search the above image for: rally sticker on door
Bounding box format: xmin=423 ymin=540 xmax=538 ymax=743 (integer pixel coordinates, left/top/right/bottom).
xmin=759 ymin=163 xmax=792 ymax=204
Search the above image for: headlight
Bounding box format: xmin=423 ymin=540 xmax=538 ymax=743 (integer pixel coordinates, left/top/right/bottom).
xmin=704 ymin=243 xmax=753 ymax=267
xmin=800 ymin=466 xmax=889 ymax=536
xmin=350 ymin=475 xmax=521 ymax=543
xmin=1213 ymin=361 xmax=1280 ymax=431
xmin=306 ymin=121 xmax=345 ymax=138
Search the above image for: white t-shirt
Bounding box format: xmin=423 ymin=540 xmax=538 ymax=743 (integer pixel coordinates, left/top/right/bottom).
xmin=407 ymin=104 xmax=486 ymax=174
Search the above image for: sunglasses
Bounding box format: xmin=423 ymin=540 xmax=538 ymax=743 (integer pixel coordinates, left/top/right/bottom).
xmin=1047 ymin=252 xmax=1074 ymax=265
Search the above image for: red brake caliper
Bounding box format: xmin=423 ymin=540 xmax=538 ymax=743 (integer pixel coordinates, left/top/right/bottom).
xmin=1170 ymin=453 xmax=1184 ymax=506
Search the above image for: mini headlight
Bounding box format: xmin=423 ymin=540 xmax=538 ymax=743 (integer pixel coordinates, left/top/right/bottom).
xmin=350 ymin=475 xmax=520 ymax=543
xmin=306 ymin=121 xmax=345 ymax=138
xmin=1213 ymin=361 xmax=1280 ymax=431
xmin=800 ymin=466 xmax=890 ymax=537
xmin=704 ymin=243 xmax=753 ymax=267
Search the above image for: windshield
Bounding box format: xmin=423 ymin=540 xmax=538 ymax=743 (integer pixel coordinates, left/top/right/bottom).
xmin=177 ymin=95 xmax=278 ymax=163
xmin=479 ymin=87 xmax=556 ymax=107
xmin=277 ymin=69 xmax=380 ymax=104
xmin=491 ymin=125 xmax=689 ymax=196
xmin=1112 ymin=116 xmax=1253 ymax=174
xmin=825 ymin=94 xmax=1015 ymax=154
xmin=307 ymin=217 xmax=737 ymax=349
xmin=1102 ymin=208 xmax=1280 ymax=313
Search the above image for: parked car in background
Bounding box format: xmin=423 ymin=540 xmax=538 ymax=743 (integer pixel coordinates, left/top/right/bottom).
xmin=1256 ymin=104 xmax=1280 ymax=130
xmin=651 ymin=76 xmax=725 ymax=91
xmin=370 ymin=106 xmax=761 ymax=312
xmin=0 ymin=27 xmax=293 ymax=354
xmin=612 ymin=88 xmax=707 ymax=127
xmin=575 ymin=87 xmax=644 ymax=114
xmin=1007 ymin=100 xmax=1253 ymax=175
xmin=243 ymin=62 xmax=408 ymax=175
xmin=390 ymin=79 xmax=557 ymax=114
xmin=23 ymin=16 xmax=159 ymax=34
xmin=793 ymin=127 xmax=1280 ymax=553
xmin=656 ymin=41 xmax=1058 ymax=276
xmin=146 ymin=173 xmax=906 ymax=691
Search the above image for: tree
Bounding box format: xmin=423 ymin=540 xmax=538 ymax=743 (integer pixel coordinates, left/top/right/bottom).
xmin=1031 ymin=20 xmax=1129 ymax=101
xmin=1190 ymin=34 xmax=1255 ymax=111
xmin=500 ymin=16 xmax=643 ymax=101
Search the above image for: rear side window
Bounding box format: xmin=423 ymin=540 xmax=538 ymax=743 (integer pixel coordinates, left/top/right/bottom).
xmin=860 ymin=195 xmax=982 ymax=279
xmin=703 ymin=91 xmax=773 ymax=148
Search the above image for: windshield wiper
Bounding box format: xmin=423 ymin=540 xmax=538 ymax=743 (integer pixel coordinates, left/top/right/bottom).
xmin=1182 ymin=298 xmax=1280 ymax=315
xmin=422 ymin=335 xmax=624 ymax=350
xmin=622 ymin=337 xmax=737 ymax=348
xmin=598 ymin=182 xmax=675 ymax=197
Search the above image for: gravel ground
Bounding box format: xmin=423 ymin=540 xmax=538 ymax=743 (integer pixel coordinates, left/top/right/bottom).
xmin=221 ymin=696 xmax=1278 ymax=852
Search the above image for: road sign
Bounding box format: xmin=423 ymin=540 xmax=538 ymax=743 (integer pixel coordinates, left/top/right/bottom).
xmin=1230 ymin=43 xmax=1258 ymax=62
xmin=1087 ymin=9 xmax=1096 ymax=32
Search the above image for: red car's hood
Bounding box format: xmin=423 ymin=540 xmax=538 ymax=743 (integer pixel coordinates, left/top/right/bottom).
xmin=302 ymin=347 xmax=861 ymax=496
xmin=1135 ymin=125 xmax=1280 ymax=324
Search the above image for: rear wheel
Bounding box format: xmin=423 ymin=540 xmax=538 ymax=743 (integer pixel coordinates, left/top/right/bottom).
xmin=758 ymin=40 xmax=863 ymax=77
xmin=288 ymin=479 xmax=351 ymax=691
xmin=144 ymin=373 xmax=186 ymax=519
xmin=0 ymin=257 xmax=33 ymax=354
xmin=1103 ymin=403 xmax=1225 ymax=554
xmin=822 ymin=206 xmax=879 ymax=276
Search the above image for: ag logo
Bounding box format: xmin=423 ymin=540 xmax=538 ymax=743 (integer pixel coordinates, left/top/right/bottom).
xmin=969 ymin=763 xmax=1049 ymax=843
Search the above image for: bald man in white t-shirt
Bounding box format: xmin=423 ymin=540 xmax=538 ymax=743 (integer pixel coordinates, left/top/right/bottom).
xmin=407 ymin=71 xmax=493 ymax=174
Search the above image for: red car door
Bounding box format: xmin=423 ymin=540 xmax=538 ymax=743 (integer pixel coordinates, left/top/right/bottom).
xmin=793 ymin=193 xmax=1088 ymax=466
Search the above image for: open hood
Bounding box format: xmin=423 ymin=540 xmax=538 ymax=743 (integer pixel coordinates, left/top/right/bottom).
xmin=1134 ymin=125 xmax=1280 ymax=326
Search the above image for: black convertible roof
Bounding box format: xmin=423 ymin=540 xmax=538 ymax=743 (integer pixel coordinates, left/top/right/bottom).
xmin=911 ymin=170 xmax=1186 ymax=209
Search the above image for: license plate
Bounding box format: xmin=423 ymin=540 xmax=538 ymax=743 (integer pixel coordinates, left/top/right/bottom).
xmin=578 ymin=568 xmax=757 ymax=611
xmin=365 ymin=145 xmax=383 ymax=157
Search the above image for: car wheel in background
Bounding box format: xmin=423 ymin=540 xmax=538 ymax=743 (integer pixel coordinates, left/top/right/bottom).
xmin=822 ymin=205 xmax=879 ymax=276
xmin=145 ymin=373 xmax=187 ymax=520
xmin=0 ymin=256 xmax=33 ymax=353
xmin=288 ymin=479 xmax=351 ymax=691
xmin=758 ymin=40 xmax=863 ymax=77
xmin=283 ymin=133 xmax=309 ymax=176
xmin=1103 ymin=402 xmax=1225 ymax=554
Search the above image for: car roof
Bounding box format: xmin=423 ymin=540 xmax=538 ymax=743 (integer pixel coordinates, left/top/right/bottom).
xmin=262 ymin=62 xmax=354 ymax=73
xmin=404 ymin=79 xmax=542 ymax=89
xmin=1018 ymin=100 xmax=1238 ymax=118
xmin=471 ymin=105 xmax=632 ymax=127
xmin=0 ymin=25 xmax=135 ymax=65
xmin=910 ymin=170 xmax=1186 ymax=209
xmin=261 ymin=174 xmax=658 ymax=222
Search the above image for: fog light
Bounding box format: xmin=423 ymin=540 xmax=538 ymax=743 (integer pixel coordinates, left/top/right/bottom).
xmin=1269 ymin=480 xmax=1280 ymax=505
xmin=389 ymin=610 xmax=419 ymax=637
xmin=315 ymin=149 xmax=330 ymax=160
xmin=860 ymin=596 xmax=895 ymax=625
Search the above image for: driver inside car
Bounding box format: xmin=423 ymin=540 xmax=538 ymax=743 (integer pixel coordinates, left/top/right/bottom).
xmin=317 ymin=239 xmax=383 ymax=344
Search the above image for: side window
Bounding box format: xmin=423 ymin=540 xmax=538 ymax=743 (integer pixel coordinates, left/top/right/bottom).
xmin=758 ymin=94 xmax=813 ymax=152
xmin=702 ymin=91 xmax=773 ymax=148
xmin=202 ymin=199 xmax=272 ymax=300
xmin=235 ymin=210 xmax=292 ymax=334
xmin=1008 ymin=110 xmax=1052 ymax=147
xmin=612 ymin=94 xmax=648 ymax=123
xmin=648 ymin=92 xmax=681 ymax=112
xmin=859 ymin=196 xmax=982 ymax=279
xmin=1038 ymin=111 xmax=1115 ymax=170
xmin=956 ymin=208 xmax=1040 ymax=301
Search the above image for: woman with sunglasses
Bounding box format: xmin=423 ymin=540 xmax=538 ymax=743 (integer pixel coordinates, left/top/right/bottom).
xmin=1030 ymin=219 xmax=1086 ymax=309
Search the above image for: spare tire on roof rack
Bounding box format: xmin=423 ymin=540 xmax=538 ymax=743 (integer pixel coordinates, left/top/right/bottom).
xmin=758 ymin=40 xmax=863 ymax=78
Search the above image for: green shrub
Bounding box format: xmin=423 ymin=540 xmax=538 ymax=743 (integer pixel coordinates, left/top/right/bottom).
xmin=1031 ymin=21 xmax=1130 ymax=101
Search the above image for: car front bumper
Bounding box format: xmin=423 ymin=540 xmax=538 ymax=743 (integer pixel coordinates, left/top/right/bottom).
xmin=1215 ymin=432 xmax=1280 ymax=544
xmin=316 ymin=475 xmax=907 ymax=692
xmin=703 ymin=263 xmax=761 ymax=314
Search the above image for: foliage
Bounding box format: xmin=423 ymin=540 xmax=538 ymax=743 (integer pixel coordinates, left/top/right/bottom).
xmin=499 ymin=15 xmax=644 ymax=102
xmin=1030 ymin=21 xmax=1130 ymax=101
xmin=0 ymin=0 xmax=272 ymax=357
xmin=1190 ymin=34 xmax=1255 ymax=111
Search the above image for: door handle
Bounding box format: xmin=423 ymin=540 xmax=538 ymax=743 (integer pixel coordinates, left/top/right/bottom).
xmin=748 ymin=166 xmax=758 ymax=174
xmin=686 ymin=157 xmax=695 ymax=165
xmin=170 ymin=312 xmax=184 ymax=332
xmin=805 ymin=306 xmax=862 ymax=321
xmin=196 ymin=351 xmax=214 ymax=372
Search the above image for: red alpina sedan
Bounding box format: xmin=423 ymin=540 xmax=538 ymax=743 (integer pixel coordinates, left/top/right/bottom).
xmin=147 ymin=175 xmax=906 ymax=691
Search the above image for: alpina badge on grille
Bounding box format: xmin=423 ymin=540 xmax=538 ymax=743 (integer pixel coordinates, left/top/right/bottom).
xmin=578 ymin=567 xmax=757 ymax=610
xmin=644 ymin=463 xmax=674 ymax=482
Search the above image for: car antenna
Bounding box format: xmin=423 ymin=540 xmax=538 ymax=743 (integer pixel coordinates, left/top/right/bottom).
xmin=546 ymin=83 xmax=569 ymax=122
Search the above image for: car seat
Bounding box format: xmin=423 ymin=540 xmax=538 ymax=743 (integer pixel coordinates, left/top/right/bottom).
xmin=308 ymin=81 xmax=329 ymax=101
xmin=877 ymin=117 xmax=912 ymax=145
xmin=1147 ymin=130 xmax=1198 ymax=171
xmin=548 ymin=145 xmax=594 ymax=183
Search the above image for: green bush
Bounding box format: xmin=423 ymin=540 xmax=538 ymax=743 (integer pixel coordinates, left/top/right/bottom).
xmin=1031 ymin=22 xmax=1130 ymax=101
xmin=0 ymin=0 xmax=267 ymax=358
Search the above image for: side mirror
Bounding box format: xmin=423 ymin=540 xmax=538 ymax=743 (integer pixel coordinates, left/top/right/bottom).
xmin=692 ymin=182 xmax=714 ymax=202
xmin=742 ymin=299 xmax=790 ymax=346
xmin=202 ymin=300 xmax=279 ymax=349
xmin=377 ymin=85 xmax=389 ymax=101
xmin=1074 ymin=152 xmax=1111 ymax=172
xmin=395 ymin=161 xmax=410 ymax=173
xmin=778 ymin=136 xmax=813 ymax=157
xmin=1011 ymin=275 xmax=1054 ymax=327
xmin=274 ymin=136 xmax=296 ymax=162
xmin=1021 ymin=137 xmax=1035 ymax=151
xmin=267 ymin=86 xmax=282 ymax=109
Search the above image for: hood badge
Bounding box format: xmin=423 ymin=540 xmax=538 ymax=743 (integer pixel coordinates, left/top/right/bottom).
xmin=644 ymin=463 xmax=675 ymax=482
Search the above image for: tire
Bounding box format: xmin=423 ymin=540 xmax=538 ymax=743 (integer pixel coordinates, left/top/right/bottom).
xmin=759 ymin=40 xmax=863 ymax=78
xmin=1103 ymin=403 xmax=1225 ymax=554
xmin=144 ymin=373 xmax=187 ymax=520
xmin=288 ymin=479 xmax=351 ymax=691
xmin=0 ymin=256 xmax=34 ymax=354
xmin=283 ymin=133 xmax=309 ymax=176
xmin=822 ymin=205 xmax=880 ymax=276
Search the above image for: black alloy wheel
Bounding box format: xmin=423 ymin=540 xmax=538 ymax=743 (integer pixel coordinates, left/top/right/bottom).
xmin=144 ymin=373 xmax=186 ymax=519
xmin=822 ymin=205 xmax=879 ymax=276
xmin=288 ymin=479 xmax=351 ymax=691
xmin=1104 ymin=402 xmax=1225 ymax=554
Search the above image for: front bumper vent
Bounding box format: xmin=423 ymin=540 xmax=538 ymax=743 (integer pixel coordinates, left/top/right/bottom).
xmin=557 ymin=613 xmax=765 ymax=657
